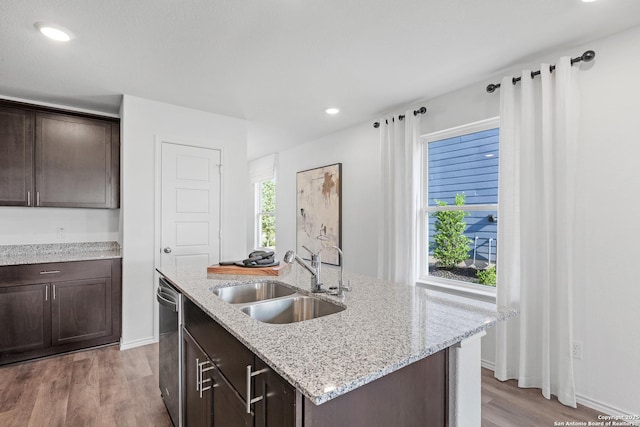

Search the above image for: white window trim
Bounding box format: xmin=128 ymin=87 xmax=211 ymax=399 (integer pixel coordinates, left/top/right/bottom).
xmin=417 ymin=117 xmax=500 ymax=300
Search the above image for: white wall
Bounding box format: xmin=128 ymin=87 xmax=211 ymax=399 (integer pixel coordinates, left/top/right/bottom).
xmin=276 ymin=122 xmax=380 ymax=276
xmin=421 ymin=26 xmax=640 ymax=415
xmin=120 ymin=95 xmax=248 ymax=348
xmin=273 ymin=26 xmax=640 ymax=415
xmin=0 ymin=207 xmax=119 ymax=245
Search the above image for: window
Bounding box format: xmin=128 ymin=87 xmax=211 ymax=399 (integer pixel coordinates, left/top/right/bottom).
xmin=255 ymin=179 xmax=276 ymax=249
xmin=249 ymin=154 xmax=277 ymax=250
xmin=419 ymin=118 xmax=499 ymax=290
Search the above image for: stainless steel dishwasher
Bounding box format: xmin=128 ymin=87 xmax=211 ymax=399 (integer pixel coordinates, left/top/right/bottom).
xmin=157 ymin=277 xmax=183 ymax=427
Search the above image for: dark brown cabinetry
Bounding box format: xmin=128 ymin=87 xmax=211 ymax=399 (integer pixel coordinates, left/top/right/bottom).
xmin=184 ymin=330 xmax=214 ymax=427
xmin=0 ymin=100 xmax=120 ymax=209
xmin=0 ymin=259 xmax=122 ymax=365
xmin=0 ymin=105 xmax=34 ymax=206
xmin=183 ymin=298 xmax=292 ymax=427
xmin=254 ymin=358 xmax=297 ymax=427
xmin=0 ymin=283 xmax=50 ymax=354
xmin=51 ymin=277 xmax=112 ymax=346
xmin=180 ymin=294 xmax=448 ymax=427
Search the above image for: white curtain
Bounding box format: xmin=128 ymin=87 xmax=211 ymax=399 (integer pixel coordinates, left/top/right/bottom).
xmin=495 ymin=57 xmax=579 ymax=407
xmin=378 ymin=110 xmax=421 ymax=285
xmin=248 ymin=153 xmax=277 ymax=184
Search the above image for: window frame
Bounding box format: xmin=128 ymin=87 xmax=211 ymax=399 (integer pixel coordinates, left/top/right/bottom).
xmin=254 ymin=178 xmax=276 ymax=250
xmin=417 ymin=117 xmax=500 ymax=298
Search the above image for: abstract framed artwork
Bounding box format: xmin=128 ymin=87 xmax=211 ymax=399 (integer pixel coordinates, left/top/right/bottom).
xmin=296 ymin=163 xmax=342 ymax=266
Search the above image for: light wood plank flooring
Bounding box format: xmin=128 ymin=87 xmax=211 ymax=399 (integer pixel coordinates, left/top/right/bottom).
xmin=0 ymin=344 xmax=172 ymax=427
xmin=481 ymin=367 xmax=604 ymax=426
xmin=0 ymin=344 xmax=607 ymax=426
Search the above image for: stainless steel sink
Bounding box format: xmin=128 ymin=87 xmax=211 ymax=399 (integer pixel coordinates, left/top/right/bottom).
xmin=212 ymin=281 xmax=296 ymax=304
xmin=240 ymin=296 xmax=345 ymax=324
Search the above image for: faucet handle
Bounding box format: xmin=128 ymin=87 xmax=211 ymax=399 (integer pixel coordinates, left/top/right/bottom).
xmin=301 ymin=245 xmax=316 ymax=256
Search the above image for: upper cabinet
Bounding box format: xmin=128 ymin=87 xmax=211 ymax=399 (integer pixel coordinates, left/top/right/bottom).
xmin=0 ymin=100 xmax=120 ymax=209
xmin=0 ymin=105 xmax=34 ymax=206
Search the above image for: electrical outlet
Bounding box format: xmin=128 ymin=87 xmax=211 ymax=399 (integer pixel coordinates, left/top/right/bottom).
xmin=572 ymin=341 xmax=583 ymax=360
xmin=57 ymin=227 xmax=65 ymax=242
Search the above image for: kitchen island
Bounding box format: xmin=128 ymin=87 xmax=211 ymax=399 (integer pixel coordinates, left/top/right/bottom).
xmin=157 ymin=263 xmax=515 ymax=427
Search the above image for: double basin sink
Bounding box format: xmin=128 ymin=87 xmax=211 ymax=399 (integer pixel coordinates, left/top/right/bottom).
xmin=212 ymin=281 xmax=345 ymax=324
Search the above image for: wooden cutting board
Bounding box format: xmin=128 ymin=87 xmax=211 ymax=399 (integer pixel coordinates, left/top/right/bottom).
xmin=207 ymin=262 xmax=290 ymax=276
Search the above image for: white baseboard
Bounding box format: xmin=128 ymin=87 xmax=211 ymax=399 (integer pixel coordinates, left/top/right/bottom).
xmin=119 ymin=336 xmax=158 ymax=351
xmin=481 ymin=358 xmax=495 ymax=371
xmin=575 ymin=394 xmax=640 ymax=426
xmin=481 ymin=365 xmax=638 ymax=425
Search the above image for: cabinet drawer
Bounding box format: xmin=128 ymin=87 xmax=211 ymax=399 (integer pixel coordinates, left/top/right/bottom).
xmin=0 ymin=259 xmax=113 ymax=286
xmin=184 ymin=298 xmax=254 ymax=401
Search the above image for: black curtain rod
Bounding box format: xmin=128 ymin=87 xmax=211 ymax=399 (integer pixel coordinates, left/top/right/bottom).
xmin=373 ymin=106 xmax=427 ymax=128
xmin=485 ymin=50 xmax=595 ymax=93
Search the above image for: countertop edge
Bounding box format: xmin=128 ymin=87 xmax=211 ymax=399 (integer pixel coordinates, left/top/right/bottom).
xmin=158 ymin=268 xmax=516 ymax=405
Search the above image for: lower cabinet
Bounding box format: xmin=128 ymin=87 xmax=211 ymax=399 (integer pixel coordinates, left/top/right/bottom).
xmin=52 ymin=277 xmax=112 ymax=345
xmin=182 ymin=296 xmax=447 ymax=427
xmin=184 ymin=330 xmax=213 ymax=427
xmin=0 ymin=259 xmax=122 ymax=365
xmin=0 ymin=283 xmax=51 ymax=354
xmin=183 ymin=298 xmax=295 ymax=427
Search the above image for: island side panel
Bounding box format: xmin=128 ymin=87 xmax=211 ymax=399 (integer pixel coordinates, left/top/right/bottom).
xmin=303 ymin=348 xmax=448 ymax=427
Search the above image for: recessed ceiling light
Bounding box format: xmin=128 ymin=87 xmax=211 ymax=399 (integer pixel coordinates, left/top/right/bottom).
xmin=35 ymin=22 xmax=74 ymax=42
xmin=581 ymin=0 xmax=597 ymax=2
xmin=325 ymin=108 xmax=340 ymax=115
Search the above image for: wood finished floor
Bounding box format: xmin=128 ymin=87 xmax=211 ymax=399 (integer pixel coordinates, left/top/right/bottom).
xmin=0 ymin=343 xmax=172 ymax=427
xmin=0 ymin=344 xmax=606 ymax=426
xmin=481 ymin=367 xmax=605 ymax=426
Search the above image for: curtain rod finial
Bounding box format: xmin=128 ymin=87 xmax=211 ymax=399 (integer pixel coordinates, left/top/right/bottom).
xmin=486 ymin=83 xmax=498 ymax=93
xmin=582 ymin=50 xmax=596 ymax=62
xmin=413 ymin=106 xmax=427 ymax=116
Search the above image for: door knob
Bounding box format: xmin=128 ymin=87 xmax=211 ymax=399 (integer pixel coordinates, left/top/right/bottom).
xmin=163 ymin=247 xmax=172 ymax=254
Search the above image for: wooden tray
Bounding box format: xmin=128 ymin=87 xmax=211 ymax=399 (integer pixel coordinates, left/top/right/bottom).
xmin=207 ymin=262 xmax=290 ymax=276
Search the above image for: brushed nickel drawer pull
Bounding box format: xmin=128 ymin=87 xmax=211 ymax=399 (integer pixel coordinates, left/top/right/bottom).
xmin=45 ymin=285 xmax=48 ymax=301
xmin=27 ymin=191 xmax=31 ymax=206
xmin=52 ymin=284 xmax=56 ymax=300
xmin=199 ymin=360 xmax=215 ymax=397
xmin=36 ymin=191 xmax=40 ymax=206
xmin=245 ymin=365 xmax=269 ymax=414
xmin=40 ymin=270 xmax=61 ymax=275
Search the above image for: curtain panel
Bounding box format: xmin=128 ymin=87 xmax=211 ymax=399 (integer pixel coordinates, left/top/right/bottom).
xmin=378 ymin=110 xmax=421 ymax=285
xmin=495 ymin=57 xmax=579 ymax=407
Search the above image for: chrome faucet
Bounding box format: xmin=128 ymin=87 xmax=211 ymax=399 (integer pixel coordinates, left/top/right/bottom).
xmin=326 ymin=246 xmax=350 ymax=296
xmin=284 ymin=246 xmax=324 ymax=292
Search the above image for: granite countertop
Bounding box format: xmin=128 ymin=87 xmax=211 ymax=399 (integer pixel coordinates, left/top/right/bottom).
xmin=158 ymin=263 xmax=517 ymax=405
xmin=0 ymin=242 xmax=122 ymax=266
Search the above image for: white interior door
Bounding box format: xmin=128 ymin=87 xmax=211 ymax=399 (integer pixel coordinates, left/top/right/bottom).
xmin=161 ymin=142 xmax=221 ymax=269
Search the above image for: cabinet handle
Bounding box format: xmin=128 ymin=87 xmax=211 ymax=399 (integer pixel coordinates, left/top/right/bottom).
xmin=52 ymin=284 xmax=56 ymax=300
xmin=27 ymin=191 xmax=31 ymax=206
xmin=45 ymin=285 xmax=48 ymax=301
xmin=195 ymin=358 xmax=216 ymax=398
xmin=245 ymin=365 xmax=269 ymax=414
xmin=40 ymin=270 xmax=61 ymax=275
xmin=196 ymin=358 xmax=201 ymax=392
xmin=198 ymin=360 xmax=216 ymax=398
xmin=36 ymin=191 xmax=40 ymax=206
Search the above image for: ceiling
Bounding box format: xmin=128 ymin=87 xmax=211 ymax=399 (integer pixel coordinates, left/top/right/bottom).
xmin=2 ymin=0 xmax=640 ymax=159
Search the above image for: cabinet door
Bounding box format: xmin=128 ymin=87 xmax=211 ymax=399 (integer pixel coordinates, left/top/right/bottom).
xmin=184 ymin=330 xmax=213 ymax=427
xmin=35 ymin=112 xmax=117 ymax=208
xmin=0 ymin=284 xmax=51 ymax=354
xmin=51 ymin=278 xmax=112 ymax=346
xmin=0 ymin=105 xmax=34 ymax=206
xmin=212 ymin=367 xmax=254 ymax=427
xmin=254 ymin=358 xmax=296 ymax=427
